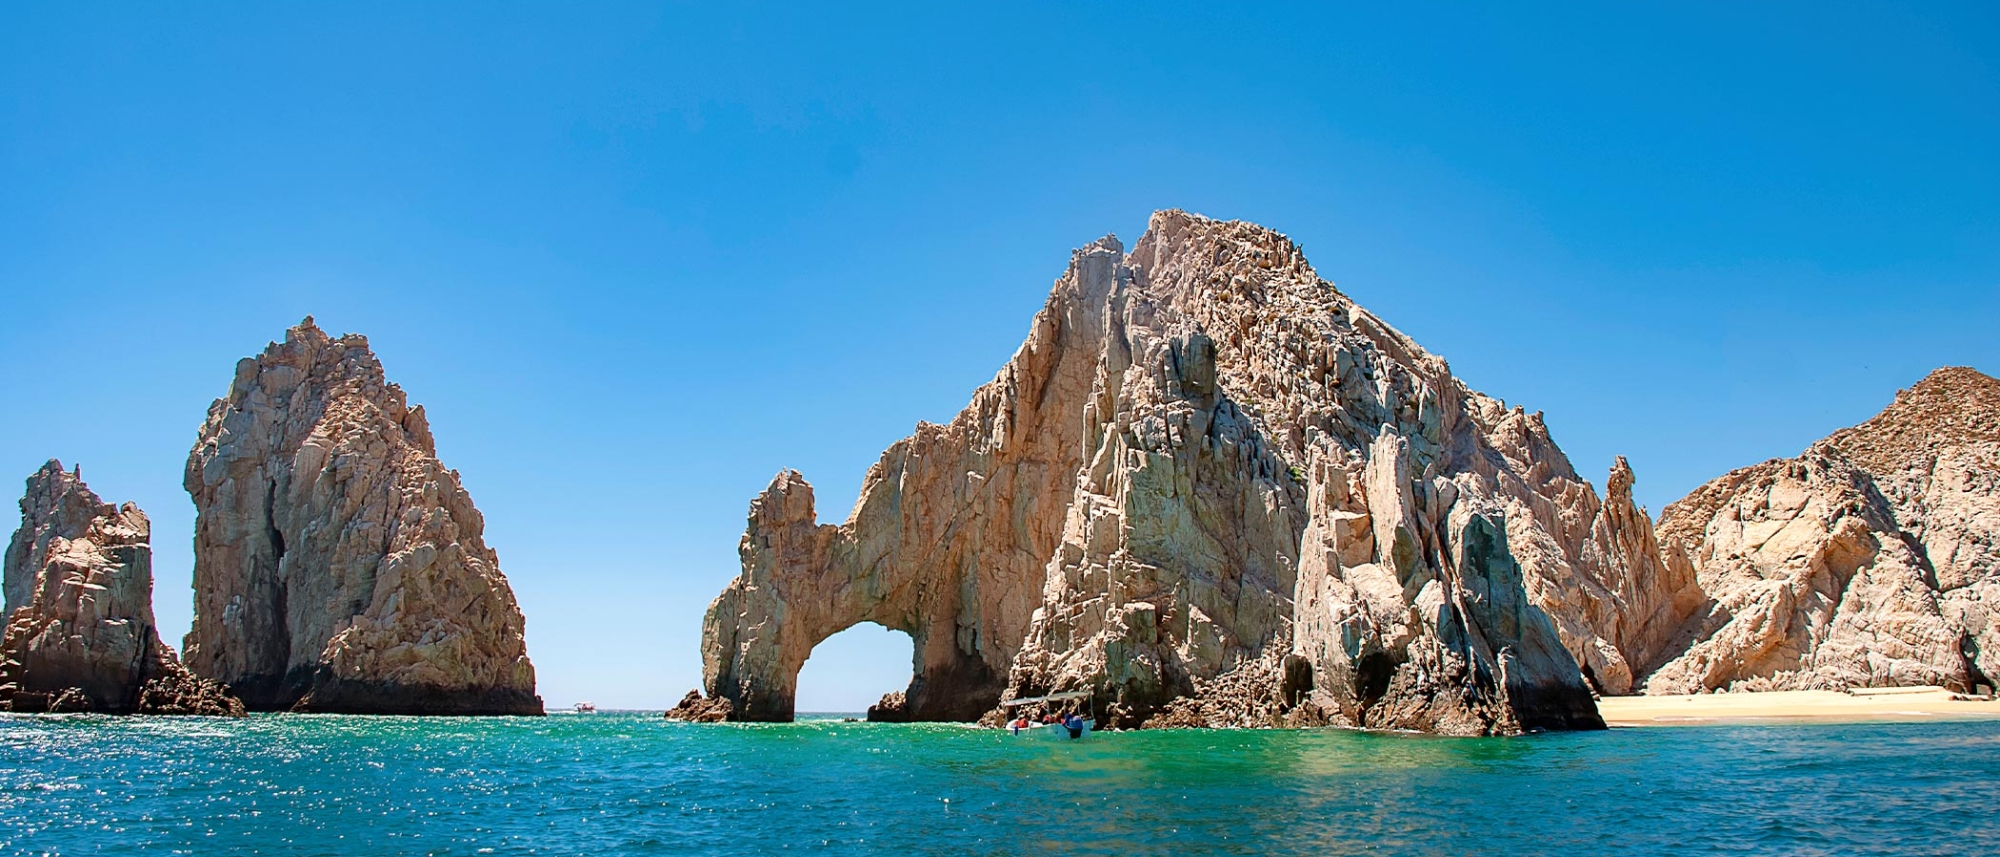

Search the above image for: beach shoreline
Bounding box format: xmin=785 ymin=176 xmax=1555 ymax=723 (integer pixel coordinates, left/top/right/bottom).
xmin=1597 ymin=687 xmax=2000 ymax=727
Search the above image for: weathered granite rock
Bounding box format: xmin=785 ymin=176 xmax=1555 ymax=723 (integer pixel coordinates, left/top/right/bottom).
xmin=132 ymin=666 xmax=246 ymax=716
xmin=662 ymin=689 xmax=734 ymax=722
xmin=693 ymin=240 xmax=1108 ymax=720
xmin=1128 ymin=648 xmax=1325 ymax=729
xmin=691 ymin=211 xmax=1652 ymax=734
xmin=1569 ymin=457 xmax=1709 ymax=691
xmin=183 ymin=318 xmax=542 ymax=715
xmin=865 ymin=691 xmax=909 ymax=723
xmin=1641 ymin=367 xmax=2000 ymax=693
xmin=0 ymin=461 xmax=242 ymax=716
xmin=5 ymin=461 xmax=113 ymax=615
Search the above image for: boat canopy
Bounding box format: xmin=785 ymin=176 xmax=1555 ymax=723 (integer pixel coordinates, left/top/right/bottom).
xmin=1000 ymin=691 xmax=1090 ymax=707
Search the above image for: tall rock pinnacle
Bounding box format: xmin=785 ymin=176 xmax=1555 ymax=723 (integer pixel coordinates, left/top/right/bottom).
xmin=183 ymin=318 xmax=541 ymax=715
xmin=0 ymin=461 xmax=240 ymax=715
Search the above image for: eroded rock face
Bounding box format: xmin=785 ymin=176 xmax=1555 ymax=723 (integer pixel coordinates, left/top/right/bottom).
xmin=183 ymin=318 xmax=541 ymax=715
xmin=4 ymin=461 xmax=113 ymax=615
xmin=0 ymin=461 xmax=241 ymax=715
xmin=1570 ymin=457 xmax=1709 ymax=691
xmin=1641 ymin=368 xmax=2000 ymax=693
xmin=865 ymin=691 xmax=909 ymax=723
xmin=689 ymin=212 xmax=1670 ymax=734
xmin=661 ymin=689 xmax=733 ymax=723
xmin=693 ymin=238 xmax=1117 ymax=722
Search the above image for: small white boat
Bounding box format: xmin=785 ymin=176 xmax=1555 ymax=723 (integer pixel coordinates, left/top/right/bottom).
xmin=1035 ymin=718 xmax=1093 ymax=740
xmin=573 ymin=702 xmax=597 ymax=713
xmin=999 ymin=690 xmax=1095 ymax=739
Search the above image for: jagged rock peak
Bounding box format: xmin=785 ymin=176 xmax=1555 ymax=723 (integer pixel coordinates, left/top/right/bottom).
xmin=684 ymin=210 xmax=1649 ymax=735
xmin=0 ymin=461 xmax=241 ymax=715
xmin=1643 ymin=365 xmax=2000 ymax=694
xmin=4 ymin=460 xmax=100 ymax=615
xmin=183 ymin=317 xmax=541 ymax=715
xmin=1824 ymin=366 xmax=2000 ymax=474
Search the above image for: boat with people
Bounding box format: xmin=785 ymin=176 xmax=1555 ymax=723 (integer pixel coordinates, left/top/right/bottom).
xmin=573 ymin=702 xmax=597 ymax=713
xmin=999 ymin=690 xmax=1094 ymax=739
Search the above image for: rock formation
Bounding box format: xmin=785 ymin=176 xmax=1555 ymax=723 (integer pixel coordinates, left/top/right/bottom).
xmin=182 ymin=318 xmax=542 ymax=715
xmin=663 ymin=689 xmax=734 ymax=722
xmin=0 ymin=461 xmax=241 ymax=715
xmin=1567 ymin=456 xmax=1709 ymax=691
xmin=680 ymin=211 xmax=1703 ymax=734
xmin=1639 ymin=367 xmax=2000 ymax=693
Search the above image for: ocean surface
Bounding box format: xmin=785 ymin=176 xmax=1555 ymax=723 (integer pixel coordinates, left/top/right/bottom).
xmin=3 ymin=711 xmax=1996 ymax=856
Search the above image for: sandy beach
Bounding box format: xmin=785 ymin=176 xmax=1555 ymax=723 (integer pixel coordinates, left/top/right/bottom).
xmin=1598 ymin=686 xmax=2000 ymax=727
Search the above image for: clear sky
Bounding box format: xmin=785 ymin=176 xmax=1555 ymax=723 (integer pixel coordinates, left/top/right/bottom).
xmin=3 ymin=3 xmax=1996 ymax=712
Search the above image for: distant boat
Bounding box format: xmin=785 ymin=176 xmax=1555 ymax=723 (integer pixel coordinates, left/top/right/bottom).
xmin=573 ymin=702 xmax=597 ymax=713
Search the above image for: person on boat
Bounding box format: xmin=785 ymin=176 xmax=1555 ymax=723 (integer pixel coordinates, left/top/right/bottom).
xmin=1064 ymin=711 xmax=1084 ymax=739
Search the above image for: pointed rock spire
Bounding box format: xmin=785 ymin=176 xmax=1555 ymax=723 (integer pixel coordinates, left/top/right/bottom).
xmin=184 ymin=320 xmax=542 ymax=714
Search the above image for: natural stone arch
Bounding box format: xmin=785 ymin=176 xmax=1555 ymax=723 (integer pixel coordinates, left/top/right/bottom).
xmin=700 ymin=465 xmax=1060 ymax=723
xmin=696 ymin=239 xmax=1127 ymax=723
xmin=793 ymin=621 xmax=915 ymax=716
xmin=682 ymin=213 xmax=1617 ymax=734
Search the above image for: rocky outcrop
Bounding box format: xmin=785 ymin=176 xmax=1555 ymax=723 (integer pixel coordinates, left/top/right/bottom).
xmin=662 ymin=689 xmax=734 ymax=723
xmin=1568 ymin=457 xmax=1709 ymax=690
xmin=182 ymin=318 xmax=541 ymax=715
xmin=693 ymin=238 xmax=1108 ymax=720
xmin=689 ymin=211 xmax=1666 ymax=734
xmin=1640 ymin=368 xmax=2000 ymax=693
xmin=865 ymin=691 xmax=909 ymax=723
xmin=0 ymin=461 xmax=241 ymax=715
xmin=5 ymin=461 xmax=119 ymax=615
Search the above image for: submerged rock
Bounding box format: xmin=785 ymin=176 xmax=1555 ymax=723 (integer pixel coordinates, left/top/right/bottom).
xmin=1640 ymin=367 xmax=2000 ymax=694
xmin=693 ymin=211 xmax=1658 ymax=734
xmin=182 ymin=318 xmax=541 ymax=715
xmin=0 ymin=461 xmax=241 ymax=716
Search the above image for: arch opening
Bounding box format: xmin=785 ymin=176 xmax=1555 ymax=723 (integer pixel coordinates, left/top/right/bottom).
xmin=793 ymin=622 xmax=915 ymax=719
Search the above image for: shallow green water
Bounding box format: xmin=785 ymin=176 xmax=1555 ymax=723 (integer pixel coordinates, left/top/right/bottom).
xmin=2 ymin=711 xmax=1996 ymax=856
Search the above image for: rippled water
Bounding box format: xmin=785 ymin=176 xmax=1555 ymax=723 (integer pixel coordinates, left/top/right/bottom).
xmin=3 ymin=712 xmax=1997 ymax=856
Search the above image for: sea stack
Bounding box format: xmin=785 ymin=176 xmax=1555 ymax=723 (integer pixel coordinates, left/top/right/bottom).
xmin=681 ymin=211 xmax=1685 ymax=735
xmin=182 ymin=318 xmax=542 ymax=715
xmin=1638 ymin=367 xmax=2000 ymax=693
xmin=0 ymin=461 xmax=241 ymax=715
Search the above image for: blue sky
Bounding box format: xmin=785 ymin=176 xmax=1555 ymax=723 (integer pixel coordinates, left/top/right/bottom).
xmin=3 ymin=3 xmax=1995 ymax=711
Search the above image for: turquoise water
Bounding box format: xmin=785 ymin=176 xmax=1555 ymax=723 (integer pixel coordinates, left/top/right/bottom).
xmin=3 ymin=712 xmax=1996 ymax=856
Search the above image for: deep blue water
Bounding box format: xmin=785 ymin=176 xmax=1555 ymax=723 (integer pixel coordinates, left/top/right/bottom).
xmin=2 ymin=712 xmax=1996 ymax=856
